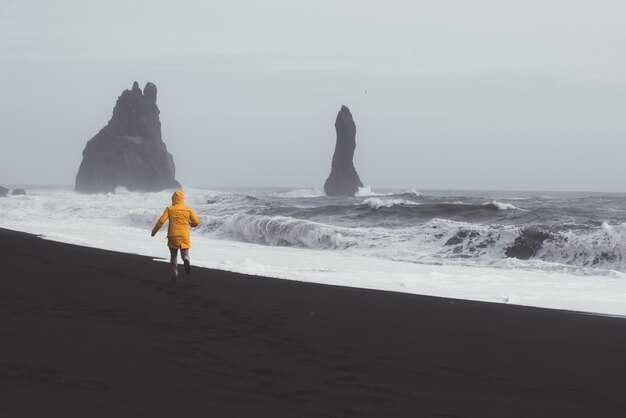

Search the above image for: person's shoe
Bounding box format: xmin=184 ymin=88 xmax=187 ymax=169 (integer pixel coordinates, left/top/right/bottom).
xmin=184 ymin=259 xmax=191 ymax=275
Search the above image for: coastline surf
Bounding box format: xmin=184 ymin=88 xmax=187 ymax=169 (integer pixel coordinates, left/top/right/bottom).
xmin=2 ymin=186 xmax=625 ymax=315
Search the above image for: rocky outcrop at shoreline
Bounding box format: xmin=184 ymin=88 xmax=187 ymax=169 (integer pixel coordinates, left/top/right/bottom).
xmin=324 ymin=105 xmax=363 ymax=196
xmin=75 ymin=81 xmax=181 ymax=193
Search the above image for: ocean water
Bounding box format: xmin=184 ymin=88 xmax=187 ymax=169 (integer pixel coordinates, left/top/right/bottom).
xmin=2 ymin=186 xmax=626 ymax=315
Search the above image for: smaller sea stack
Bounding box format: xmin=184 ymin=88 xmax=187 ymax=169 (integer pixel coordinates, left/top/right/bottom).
xmin=324 ymin=105 xmax=363 ymax=196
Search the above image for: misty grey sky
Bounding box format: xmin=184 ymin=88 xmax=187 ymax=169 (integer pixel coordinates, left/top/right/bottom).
xmin=1 ymin=0 xmax=625 ymax=192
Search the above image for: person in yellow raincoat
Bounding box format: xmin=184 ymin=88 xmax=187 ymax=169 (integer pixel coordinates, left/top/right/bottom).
xmin=151 ymin=190 xmax=200 ymax=284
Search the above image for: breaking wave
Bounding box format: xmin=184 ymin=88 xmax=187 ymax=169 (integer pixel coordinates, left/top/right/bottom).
xmin=215 ymin=211 xmax=626 ymax=273
xmin=355 ymin=185 xmax=376 ymax=197
xmin=362 ymin=197 xmax=420 ymax=210
xmin=2 ymin=187 xmax=625 ymax=275
xmin=220 ymin=214 xmax=357 ymax=249
xmin=486 ymin=200 xmax=524 ymax=211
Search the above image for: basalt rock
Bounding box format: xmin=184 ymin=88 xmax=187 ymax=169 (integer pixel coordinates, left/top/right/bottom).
xmin=505 ymin=228 xmax=553 ymax=260
xmin=324 ymin=105 xmax=363 ymax=196
xmin=75 ymin=81 xmax=181 ymax=193
xmin=0 ymin=186 xmax=8 ymax=197
xmin=12 ymin=189 xmax=26 ymax=196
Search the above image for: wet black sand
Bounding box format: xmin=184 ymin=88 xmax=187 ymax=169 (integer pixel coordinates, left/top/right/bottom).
xmin=1 ymin=227 xmax=625 ymax=417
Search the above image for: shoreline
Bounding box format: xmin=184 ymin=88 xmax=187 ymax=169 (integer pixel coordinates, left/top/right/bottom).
xmin=6 ymin=225 xmax=623 ymax=319
xmin=2 ymin=217 xmax=625 ymax=317
xmin=2 ymin=227 xmax=626 ymax=416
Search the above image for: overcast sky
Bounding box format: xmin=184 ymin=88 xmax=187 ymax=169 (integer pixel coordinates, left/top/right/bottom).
xmin=1 ymin=0 xmax=625 ymax=192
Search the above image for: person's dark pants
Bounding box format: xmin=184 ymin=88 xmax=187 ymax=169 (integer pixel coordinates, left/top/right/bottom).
xmin=169 ymin=248 xmax=189 ymax=278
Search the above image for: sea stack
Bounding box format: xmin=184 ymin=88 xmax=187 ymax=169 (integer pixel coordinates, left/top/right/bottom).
xmin=75 ymin=81 xmax=181 ymax=193
xmin=0 ymin=186 xmax=8 ymax=197
xmin=324 ymin=105 xmax=363 ymax=196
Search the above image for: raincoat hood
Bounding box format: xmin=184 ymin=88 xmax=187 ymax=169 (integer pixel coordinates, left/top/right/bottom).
xmin=171 ymin=190 xmax=184 ymax=205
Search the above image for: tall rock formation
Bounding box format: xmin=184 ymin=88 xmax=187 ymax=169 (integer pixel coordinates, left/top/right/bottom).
xmin=75 ymin=81 xmax=181 ymax=193
xmin=324 ymin=105 xmax=363 ymax=196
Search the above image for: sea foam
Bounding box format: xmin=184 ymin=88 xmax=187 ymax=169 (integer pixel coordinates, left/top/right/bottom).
xmin=2 ymin=187 xmax=626 ymax=316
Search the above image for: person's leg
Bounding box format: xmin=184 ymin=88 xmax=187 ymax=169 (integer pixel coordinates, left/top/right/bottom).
xmin=169 ymin=247 xmax=179 ymax=283
xmin=181 ymin=248 xmax=191 ymax=274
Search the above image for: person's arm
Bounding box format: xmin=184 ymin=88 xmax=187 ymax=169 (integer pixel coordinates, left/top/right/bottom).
xmin=151 ymin=208 xmax=169 ymax=236
xmin=189 ymin=209 xmax=200 ymax=228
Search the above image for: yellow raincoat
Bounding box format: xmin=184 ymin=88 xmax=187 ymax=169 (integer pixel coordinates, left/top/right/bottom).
xmin=151 ymin=190 xmax=200 ymax=248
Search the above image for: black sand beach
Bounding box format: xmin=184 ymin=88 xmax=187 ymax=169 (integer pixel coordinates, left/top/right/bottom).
xmin=1 ymin=228 xmax=625 ymax=417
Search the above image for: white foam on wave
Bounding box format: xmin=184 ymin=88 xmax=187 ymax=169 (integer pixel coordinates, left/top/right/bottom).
xmin=486 ymin=200 xmax=524 ymax=211
xmin=355 ymin=185 xmax=376 ymax=197
xmin=362 ymin=197 xmax=420 ymax=210
xmin=355 ymin=186 xmax=422 ymax=198
xmin=363 ymin=198 xmax=393 ymax=210
xmin=2 ymin=188 xmax=626 ymax=316
xmin=440 ymin=200 xmax=522 ymax=211
xmin=537 ymin=222 xmax=626 ymax=271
